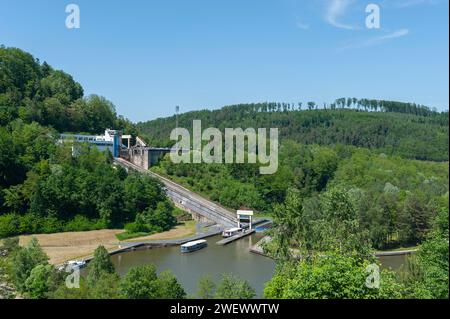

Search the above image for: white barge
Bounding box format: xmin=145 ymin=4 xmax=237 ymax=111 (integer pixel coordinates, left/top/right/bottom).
xmin=222 ymin=227 xmax=243 ymax=238
xmin=180 ymin=239 xmax=208 ymax=253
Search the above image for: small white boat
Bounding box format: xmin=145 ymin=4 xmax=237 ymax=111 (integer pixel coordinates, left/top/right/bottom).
xmin=181 ymin=240 xmax=207 ymax=253
xmin=222 ymin=227 xmax=243 ymax=238
xmin=66 ymin=260 xmax=87 ymax=270
xmin=57 ymin=260 xmax=86 ymax=271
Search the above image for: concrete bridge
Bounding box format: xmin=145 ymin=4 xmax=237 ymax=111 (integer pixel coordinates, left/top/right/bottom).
xmin=113 ymin=157 xmax=237 ymax=228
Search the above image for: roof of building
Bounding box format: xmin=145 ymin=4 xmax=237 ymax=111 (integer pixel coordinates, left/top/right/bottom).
xmin=224 ymin=227 xmax=242 ymax=232
xmin=181 ymin=239 xmax=207 ymax=248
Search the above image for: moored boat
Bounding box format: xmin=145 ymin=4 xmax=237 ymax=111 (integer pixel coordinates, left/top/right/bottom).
xmin=222 ymin=227 xmax=243 ymax=238
xmin=62 ymin=260 xmax=87 ymax=271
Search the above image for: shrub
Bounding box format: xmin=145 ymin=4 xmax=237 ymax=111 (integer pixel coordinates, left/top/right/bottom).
xmin=11 ymin=237 xmax=49 ymax=292
xmin=116 ymin=231 xmax=150 ymax=241
xmin=39 ymin=217 xmax=63 ymax=234
xmin=86 ymin=245 xmax=115 ymax=285
xmin=215 ymin=274 xmax=256 ymax=299
xmin=119 ymin=265 xmax=185 ymax=299
xmin=64 ymin=215 xmax=106 ymax=232
xmin=25 ymin=264 xmax=59 ymax=299
xmin=0 ymin=214 xmax=20 ymax=238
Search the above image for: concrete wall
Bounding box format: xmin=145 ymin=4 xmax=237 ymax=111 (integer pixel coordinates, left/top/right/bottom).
xmin=128 ymin=148 xmax=150 ymax=170
xmin=121 ymin=148 xmax=170 ymax=171
xmin=173 ymin=201 xmax=212 ymax=224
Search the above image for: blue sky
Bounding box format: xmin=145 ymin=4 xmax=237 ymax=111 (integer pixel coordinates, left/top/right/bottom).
xmin=1 ymin=0 xmax=448 ymax=122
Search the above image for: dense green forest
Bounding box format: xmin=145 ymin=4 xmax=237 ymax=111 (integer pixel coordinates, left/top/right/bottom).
xmin=0 ymin=46 xmax=137 ymax=135
xmin=0 ymin=46 xmax=173 ymax=238
xmin=0 ymin=142 xmax=177 ymax=237
xmin=153 ymin=141 xmax=448 ymax=249
xmin=139 ymin=94 xmax=448 ymax=250
xmin=143 ymin=100 xmax=448 ymax=298
xmin=1 ymin=46 xmax=448 ymax=299
xmin=138 ymin=103 xmax=448 ymax=161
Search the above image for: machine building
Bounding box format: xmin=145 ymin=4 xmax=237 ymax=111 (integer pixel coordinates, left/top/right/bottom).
xmin=59 ymin=129 xmax=170 ymax=170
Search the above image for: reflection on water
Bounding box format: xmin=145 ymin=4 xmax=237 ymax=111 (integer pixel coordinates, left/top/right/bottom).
xmin=109 ymin=233 xmax=408 ymax=297
xmin=378 ymin=254 xmax=410 ymax=272
xmin=110 ymin=233 xmax=275 ymax=297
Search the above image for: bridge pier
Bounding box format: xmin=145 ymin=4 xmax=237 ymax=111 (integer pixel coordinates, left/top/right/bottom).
xmin=173 ymin=202 xmax=212 ymax=224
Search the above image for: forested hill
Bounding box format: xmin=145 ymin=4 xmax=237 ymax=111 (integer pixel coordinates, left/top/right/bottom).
xmin=137 ymin=103 xmax=449 ymax=162
xmin=0 ymin=46 xmax=137 ymax=136
xmin=1 ymin=46 xmax=176 ymax=239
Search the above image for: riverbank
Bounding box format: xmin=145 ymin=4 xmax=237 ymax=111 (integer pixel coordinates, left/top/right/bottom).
xmin=18 ymin=221 xmax=198 ymax=265
xmin=110 ymin=233 xmax=275 ymax=297
xmin=375 ymin=249 xmax=418 ymax=256
xmin=249 ymin=236 xmax=418 ymax=259
xmin=374 ymin=245 xmax=419 ymax=256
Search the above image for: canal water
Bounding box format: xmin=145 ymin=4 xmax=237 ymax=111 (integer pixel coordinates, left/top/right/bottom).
xmin=379 ymin=254 xmax=409 ymax=271
xmin=110 ymin=233 xmax=275 ymax=297
xmin=109 ymin=233 xmax=409 ymax=297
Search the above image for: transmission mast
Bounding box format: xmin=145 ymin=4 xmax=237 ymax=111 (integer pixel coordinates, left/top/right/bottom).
xmin=175 ymin=105 xmax=180 ymax=152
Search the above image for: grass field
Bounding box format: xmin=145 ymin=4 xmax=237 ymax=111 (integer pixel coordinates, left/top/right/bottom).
xmin=18 ymin=221 xmax=198 ymax=265
xmin=125 ymin=220 xmax=197 ymax=241
xmin=19 ymin=229 xmax=123 ymax=265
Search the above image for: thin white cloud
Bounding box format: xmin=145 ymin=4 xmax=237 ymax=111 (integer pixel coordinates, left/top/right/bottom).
xmin=397 ymin=0 xmax=428 ymax=7
xmin=324 ymin=0 xmax=355 ymax=30
xmin=376 ymin=28 xmax=410 ymax=41
xmin=392 ymin=0 xmax=438 ymax=8
xmin=338 ymin=28 xmax=410 ymax=51
xmin=296 ymin=20 xmax=310 ymax=30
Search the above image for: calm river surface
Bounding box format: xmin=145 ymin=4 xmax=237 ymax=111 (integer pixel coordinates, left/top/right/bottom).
xmin=109 ymin=233 xmax=408 ymax=297
xmin=110 ymin=233 xmax=275 ymax=297
xmin=379 ymin=254 xmax=409 ymax=271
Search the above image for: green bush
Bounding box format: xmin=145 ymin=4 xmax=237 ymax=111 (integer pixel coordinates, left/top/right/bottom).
xmin=119 ymin=264 xmax=186 ymax=299
xmin=63 ymin=215 xmax=106 ymax=232
xmin=116 ymin=231 xmax=151 ymax=241
xmin=25 ymin=264 xmax=59 ymax=299
xmin=0 ymin=214 xmax=111 ymax=238
xmin=18 ymin=214 xmax=40 ymax=234
xmin=11 ymin=237 xmax=49 ymax=292
xmin=39 ymin=217 xmax=63 ymax=234
xmin=264 ymin=251 xmax=404 ymax=299
xmin=0 ymin=214 xmax=20 ymax=238
xmin=120 ymin=200 xmax=177 ymax=237
xmin=124 ymin=222 xmax=143 ymax=233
